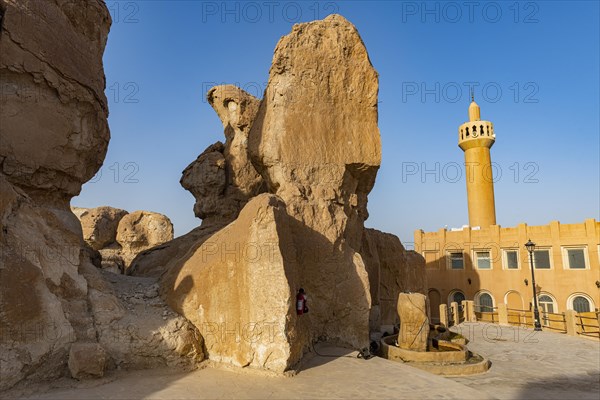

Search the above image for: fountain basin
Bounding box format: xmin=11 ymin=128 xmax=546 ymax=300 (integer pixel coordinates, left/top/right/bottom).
xmin=381 ymin=335 xmax=467 ymax=363
xmin=379 ymin=334 xmax=490 ymax=376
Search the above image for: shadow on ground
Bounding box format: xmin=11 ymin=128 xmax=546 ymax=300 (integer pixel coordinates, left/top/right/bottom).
xmin=517 ymin=372 xmax=600 ymax=400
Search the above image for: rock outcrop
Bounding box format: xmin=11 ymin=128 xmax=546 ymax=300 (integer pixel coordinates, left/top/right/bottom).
xmin=162 ymin=194 xmax=303 ymax=371
xmin=0 ymin=0 xmax=110 ymax=201
xmin=68 ymin=343 xmax=108 ymax=379
xmin=69 ymin=11 xmax=431 ymax=377
xmin=72 ymin=206 xmax=128 ymax=250
xmin=0 ymin=1 xmax=202 ymax=391
xmin=133 ymin=15 xmax=428 ymax=373
xmin=181 ymin=86 xmax=265 ymax=227
xmin=69 ymin=206 xmax=174 ymax=273
xmin=0 ymin=0 xmax=429 ymax=388
xmin=116 ymin=210 xmax=174 ymax=268
xmin=361 ymin=229 xmax=427 ymax=328
xmin=247 ymin=14 xmax=381 ymax=351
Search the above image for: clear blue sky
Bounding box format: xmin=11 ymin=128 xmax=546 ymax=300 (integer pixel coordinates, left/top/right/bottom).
xmin=73 ymin=1 xmax=600 ymax=247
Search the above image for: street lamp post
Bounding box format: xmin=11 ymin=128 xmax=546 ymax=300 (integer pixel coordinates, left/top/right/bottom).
xmin=525 ymin=239 xmax=543 ymax=331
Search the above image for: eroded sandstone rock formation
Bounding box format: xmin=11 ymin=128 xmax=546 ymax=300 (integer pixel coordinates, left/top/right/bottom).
xmin=116 ymin=210 xmax=174 ymax=268
xmin=163 ymin=194 xmax=304 ymax=370
xmin=0 ymin=1 xmax=202 ymax=391
xmin=181 ymin=85 xmax=265 ymax=227
xmin=0 ymin=1 xmax=426 ymax=386
xmin=0 ymin=0 xmax=110 ymax=200
xmin=72 ymin=206 xmax=128 ymax=250
xmin=133 ymin=14 xmax=427 ymax=373
xmin=361 ymin=229 xmax=428 ymax=329
xmin=247 ymin=14 xmax=380 ymax=350
xmin=70 ymin=206 xmax=175 ymax=273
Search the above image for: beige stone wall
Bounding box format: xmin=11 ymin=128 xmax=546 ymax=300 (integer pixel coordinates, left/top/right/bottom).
xmin=416 ymin=219 xmax=600 ymax=321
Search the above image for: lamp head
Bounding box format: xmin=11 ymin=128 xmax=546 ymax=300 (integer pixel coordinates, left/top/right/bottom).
xmin=525 ymin=239 xmax=536 ymax=253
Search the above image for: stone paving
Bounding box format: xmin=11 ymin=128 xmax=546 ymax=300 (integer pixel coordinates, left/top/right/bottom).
xmin=448 ymin=322 xmax=600 ymax=399
xmin=12 ymin=323 xmax=600 ymax=399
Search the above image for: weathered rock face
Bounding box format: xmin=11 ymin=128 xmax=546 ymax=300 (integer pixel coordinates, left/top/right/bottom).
xmin=72 ymin=206 xmax=128 ymax=250
xmin=181 ymin=143 xmax=227 ymax=222
xmin=70 ymin=206 xmax=174 ymax=273
xmin=116 ymin=211 xmax=174 ymax=268
xmin=247 ymin=14 xmax=380 ymax=349
xmin=161 ymin=194 xmax=303 ymax=371
xmin=68 ymin=343 xmax=108 ymax=379
xmin=0 ymin=1 xmax=202 ymax=391
xmin=1 ymin=175 xmax=90 ymax=390
xmin=132 ymin=14 xmax=425 ymax=374
xmin=361 ymin=229 xmax=427 ymax=328
xmin=397 ymin=293 xmax=429 ymax=352
xmin=128 ymin=224 xmax=222 ymax=278
xmin=1 ymin=172 xmax=201 ymax=393
xmin=85 ymin=269 xmax=204 ymax=372
xmin=181 ymin=86 xmax=265 ymax=226
xmin=0 ymin=0 xmax=111 ymax=202
xmin=0 ymin=0 xmax=112 ymax=389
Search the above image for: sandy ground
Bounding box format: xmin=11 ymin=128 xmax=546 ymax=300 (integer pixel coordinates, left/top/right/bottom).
xmin=9 ymin=345 xmax=491 ymax=400
xmin=5 ymin=323 xmax=599 ymax=400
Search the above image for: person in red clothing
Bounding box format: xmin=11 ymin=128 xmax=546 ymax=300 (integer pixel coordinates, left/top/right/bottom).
xmin=296 ymin=288 xmax=308 ymax=315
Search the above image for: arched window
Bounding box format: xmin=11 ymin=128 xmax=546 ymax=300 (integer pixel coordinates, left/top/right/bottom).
xmin=538 ymin=295 xmax=554 ymax=311
xmin=573 ymin=296 xmax=591 ymax=313
xmin=568 ymin=294 xmax=595 ymax=314
xmin=537 ymin=294 xmax=557 ymax=326
xmin=449 ymin=290 xmax=465 ymax=305
xmin=454 ymin=291 xmax=465 ymax=304
xmin=476 ymin=292 xmax=494 ymax=312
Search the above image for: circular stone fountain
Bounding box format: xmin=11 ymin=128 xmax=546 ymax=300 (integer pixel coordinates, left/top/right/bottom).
xmin=379 ymin=293 xmax=490 ymax=376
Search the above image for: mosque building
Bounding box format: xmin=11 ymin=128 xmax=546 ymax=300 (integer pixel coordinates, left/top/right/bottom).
xmin=414 ymin=98 xmax=600 ymax=326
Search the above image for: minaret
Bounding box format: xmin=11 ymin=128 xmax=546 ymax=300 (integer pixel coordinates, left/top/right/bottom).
xmin=458 ymin=95 xmax=497 ymax=227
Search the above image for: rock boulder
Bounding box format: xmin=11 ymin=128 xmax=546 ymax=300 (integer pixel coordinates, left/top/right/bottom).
xmin=68 ymin=343 xmax=108 ymax=379
xmin=161 ymin=194 xmax=302 ymax=371
xmin=0 ymin=0 xmax=111 ymax=201
xmin=116 ymin=211 xmax=174 ymax=268
xmin=72 ymin=206 xmax=128 ymax=250
xmin=181 ymin=86 xmax=265 ymax=227
xmin=362 ymin=229 xmax=427 ymax=328
xmin=247 ymin=14 xmax=380 ymax=350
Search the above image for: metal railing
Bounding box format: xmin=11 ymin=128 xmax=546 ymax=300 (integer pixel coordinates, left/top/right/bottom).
xmin=577 ymin=311 xmax=600 ymax=338
xmin=540 ymin=311 xmax=567 ymax=333
xmin=474 ymin=305 xmax=498 ymax=323
xmin=507 ymin=307 xmax=529 ymax=327
xmin=446 ymin=303 xmax=598 ymax=340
